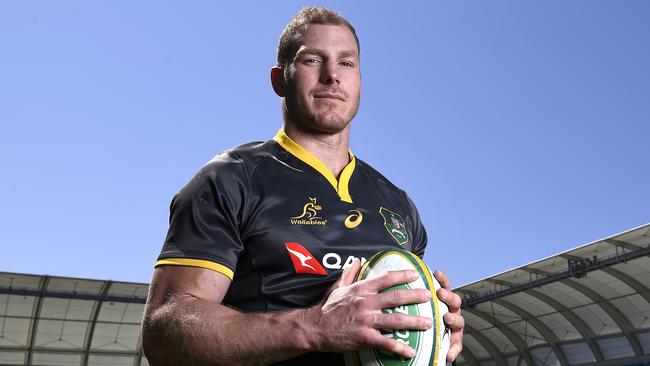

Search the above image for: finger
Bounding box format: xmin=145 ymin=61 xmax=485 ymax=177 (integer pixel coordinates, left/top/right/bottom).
xmin=437 ymin=288 xmax=462 ymax=310
xmin=337 ymin=258 xmax=361 ymax=287
xmin=374 ymin=289 xmax=431 ymax=309
xmin=434 ymin=270 xmax=451 ymax=289
xmin=366 ymin=331 xmax=416 ymax=359
xmin=443 ymin=312 xmax=465 ymax=331
xmin=447 ymin=342 xmax=463 ymax=362
xmin=322 ymin=258 xmax=361 ymax=300
xmin=332 ymin=258 xmax=361 ymax=288
xmin=361 ymin=270 xmax=419 ymax=293
xmin=451 ymin=325 xmax=464 ymax=344
xmin=447 ymin=324 xmax=464 ymax=362
xmin=373 ymin=312 xmax=432 ymax=331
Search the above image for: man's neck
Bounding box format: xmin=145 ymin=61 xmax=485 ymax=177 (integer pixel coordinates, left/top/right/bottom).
xmin=283 ymin=123 xmax=351 ymax=179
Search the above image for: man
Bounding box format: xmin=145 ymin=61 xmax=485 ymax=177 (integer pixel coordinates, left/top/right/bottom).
xmin=142 ymin=7 xmax=464 ymax=366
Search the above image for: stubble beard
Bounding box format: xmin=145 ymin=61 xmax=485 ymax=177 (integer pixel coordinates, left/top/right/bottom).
xmin=283 ymin=94 xmax=360 ymax=136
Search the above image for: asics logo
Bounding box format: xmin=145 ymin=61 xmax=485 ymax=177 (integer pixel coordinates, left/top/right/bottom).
xmin=344 ymin=210 xmax=363 ymax=229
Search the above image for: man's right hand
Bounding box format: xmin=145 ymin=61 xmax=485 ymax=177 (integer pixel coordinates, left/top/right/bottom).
xmin=303 ymin=258 xmax=433 ymax=359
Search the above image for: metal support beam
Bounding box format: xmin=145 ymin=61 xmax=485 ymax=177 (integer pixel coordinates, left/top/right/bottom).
xmin=561 ymin=278 xmax=643 ymax=356
xmin=601 ymin=266 xmax=650 ymax=305
xmin=134 ymin=287 xmax=146 ymax=366
xmin=460 ymin=283 xmax=568 ymax=365
xmin=0 ymin=345 xmax=146 ymax=356
xmin=82 ymin=281 xmax=112 ymax=366
xmin=25 ymin=276 xmax=49 ymax=365
xmin=493 ymin=299 xmax=569 ymax=366
xmin=519 ymin=268 xmax=604 ymax=361
xmin=465 ymin=308 xmax=534 ymax=366
xmin=462 ymin=244 xmax=650 ymax=307
xmin=526 ymin=289 xmax=604 ymax=361
xmin=465 ymin=325 xmax=508 ymax=366
xmin=522 ymin=266 xmax=550 ymax=276
xmin=604 ymin=239 xmax=641 ymax=251
xmin=487 ymin=278 xmax=517 ymax=288
xmin=486 ymin=279 xmax=569 ymax=365
xmin=136 ymin=341 xmax=145 ymax=366
xmin=461 ymin=345 xmax=480 ymax=366
xmin=0 ymin=287 xmax=146 ymax=304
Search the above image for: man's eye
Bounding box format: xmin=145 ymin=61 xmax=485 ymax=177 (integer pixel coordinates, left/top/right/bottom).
xmin=304 ymin=58 xmax=320 ymax=64
xmin=340 ymin=61 xmax=355 ymax=67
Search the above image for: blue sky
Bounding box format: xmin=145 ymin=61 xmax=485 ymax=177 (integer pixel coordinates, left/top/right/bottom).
xmin=1 ymin=1 xmax=649 ymax=287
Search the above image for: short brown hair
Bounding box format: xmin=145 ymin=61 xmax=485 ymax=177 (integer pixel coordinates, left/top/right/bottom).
xmin=277 ymin=7 xmax=360 ymax=66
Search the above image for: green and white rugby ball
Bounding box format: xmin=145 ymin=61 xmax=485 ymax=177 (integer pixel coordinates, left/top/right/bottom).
xmin=345 ymin=249 xmax=450 ymax=366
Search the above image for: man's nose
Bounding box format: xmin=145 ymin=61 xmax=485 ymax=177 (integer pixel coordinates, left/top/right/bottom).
xmin=320 ymin=60 xmax=339 ymax=84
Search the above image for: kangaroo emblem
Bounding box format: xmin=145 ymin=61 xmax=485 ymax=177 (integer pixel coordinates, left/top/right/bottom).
xmin=292 ymin=197 xmax=323 ymax=220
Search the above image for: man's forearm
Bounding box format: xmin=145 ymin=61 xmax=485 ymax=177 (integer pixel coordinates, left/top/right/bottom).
xmin=142 ymin=263 xmax=432 ymax=364
xmin=142 ymin=295 xmax=315 ymax=366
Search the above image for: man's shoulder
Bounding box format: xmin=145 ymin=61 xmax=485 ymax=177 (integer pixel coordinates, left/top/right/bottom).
xmin=203 ymin=140 xmax=277 ymax=171
xmin=355 ymin=157 xmax=408 ymax=199
xmin=182 ymin=140 xmax=279 ymax=190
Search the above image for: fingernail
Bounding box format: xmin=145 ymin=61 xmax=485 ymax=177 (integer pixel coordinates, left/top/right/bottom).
xmin=425 ymin=318 xmax=432 ymax=328
xmin=448 ymin=350 xmax=457 ymax=360
xmin=408 ymin=347 xmax=417 ymax=357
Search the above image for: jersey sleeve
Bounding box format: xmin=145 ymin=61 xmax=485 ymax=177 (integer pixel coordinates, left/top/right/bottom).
xmin=406 ymin=195 xmax=428 ymax=259
xmin=156 ymin=153 xmax=251 ymax=280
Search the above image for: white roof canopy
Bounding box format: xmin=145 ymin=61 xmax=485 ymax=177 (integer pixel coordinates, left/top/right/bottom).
xmin=0 ymin=273 xmax=148 ymax=366
xmin=457 ymin=223 xmax=650 ymax=366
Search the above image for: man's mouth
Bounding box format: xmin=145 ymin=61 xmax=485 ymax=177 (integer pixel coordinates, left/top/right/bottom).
xmin=314 ymin=93 xmax=345 ymax=101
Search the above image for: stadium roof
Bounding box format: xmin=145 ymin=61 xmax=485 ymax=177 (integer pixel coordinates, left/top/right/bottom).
xmin=456 ymin=223 xmax=650 ymax=366
xmin=2 ymin=223 xmax=649 ymax=366
xmin=0 ymin=273 xmax=148 ymax=366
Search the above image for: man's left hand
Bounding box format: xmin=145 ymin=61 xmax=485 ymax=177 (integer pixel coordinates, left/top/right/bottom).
xmin=434 ymin=270 xmax=465 ymax=362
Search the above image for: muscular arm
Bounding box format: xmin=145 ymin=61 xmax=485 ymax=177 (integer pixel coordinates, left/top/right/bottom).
xmin=142 ymin=260 xmax=432 ymax=366
xmin=142 ymin=266 xmax=313 ymax=366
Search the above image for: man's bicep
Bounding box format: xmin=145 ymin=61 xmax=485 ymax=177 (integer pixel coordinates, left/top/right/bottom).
xmin=148 ymin=265 xmax=232 ymax=307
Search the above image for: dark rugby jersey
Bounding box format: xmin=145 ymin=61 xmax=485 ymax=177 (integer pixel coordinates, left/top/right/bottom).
xmin=156 ymin=129 xmax=428 ymax=365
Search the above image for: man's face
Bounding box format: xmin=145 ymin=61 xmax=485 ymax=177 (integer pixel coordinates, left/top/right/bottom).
xmin=282 ymin=24 xmax=361 ymax=134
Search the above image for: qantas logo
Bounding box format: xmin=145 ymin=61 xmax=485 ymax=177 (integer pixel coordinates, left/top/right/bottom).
xmin=285 ymin=242 xmax=368 ymax=275
xmin=285 ymin=242 xmax=328 ymax=275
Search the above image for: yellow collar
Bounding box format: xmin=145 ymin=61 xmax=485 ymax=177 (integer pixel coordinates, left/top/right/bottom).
xmin=273 ymin=128 xmax=355 ymax=203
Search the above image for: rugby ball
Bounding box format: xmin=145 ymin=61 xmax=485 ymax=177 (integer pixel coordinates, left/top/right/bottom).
xmin=344 ymin=249 xmax=450 ymax=366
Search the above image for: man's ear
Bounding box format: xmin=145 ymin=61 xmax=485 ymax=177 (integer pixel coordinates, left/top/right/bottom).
xmin=270 ymin=66 xmax=286 ymax=97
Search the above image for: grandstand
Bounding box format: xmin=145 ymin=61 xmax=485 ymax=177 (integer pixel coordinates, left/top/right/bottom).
xmin=0 ymin=273 xmax=147 ymax=365
xmin=1 ymin=223 xmax=648 ymax=365
xmin=457 ymin=223 xmax=650 ymax=366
